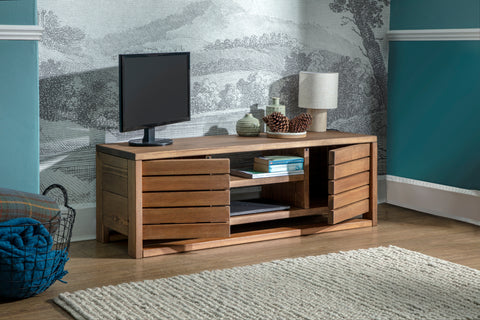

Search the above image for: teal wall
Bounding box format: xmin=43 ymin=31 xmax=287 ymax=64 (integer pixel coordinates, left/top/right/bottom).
xmin=391 ymin=0 xmax=480 ymax=30
xmin=388 ymin=1 xmax=480 ymax=190
xmin=0 ymin=0 xmax=39 ymax=193
xmin=0 ymin=0 xmax=36 ymax=25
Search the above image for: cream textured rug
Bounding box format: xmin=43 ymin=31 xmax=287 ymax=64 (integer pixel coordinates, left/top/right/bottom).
xmin=54 ymin=246 xmax=480 ymax=319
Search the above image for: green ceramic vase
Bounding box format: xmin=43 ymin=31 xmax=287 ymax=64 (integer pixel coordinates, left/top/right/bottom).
xmin=266 ymin=97 xmax=286 ymax=116
xmin=236 ymin=113 xmax=260 ymax=137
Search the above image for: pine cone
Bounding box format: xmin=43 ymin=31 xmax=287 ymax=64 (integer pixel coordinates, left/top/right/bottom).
xmin=263 ymin=112 xmax=289 ymax=132
xmin=289 ymin=113 xmax=313 ymax=133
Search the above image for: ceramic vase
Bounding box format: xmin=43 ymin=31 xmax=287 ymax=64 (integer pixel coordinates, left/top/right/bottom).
xmin=266 ymin=97 xmax=286 ymax=116
xmin=236 ymin=113 xmax=260 ymax=137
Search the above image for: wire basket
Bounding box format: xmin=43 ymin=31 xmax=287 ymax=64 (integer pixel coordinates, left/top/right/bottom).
xmin=0 ymin=184 xmax=76 ymax=300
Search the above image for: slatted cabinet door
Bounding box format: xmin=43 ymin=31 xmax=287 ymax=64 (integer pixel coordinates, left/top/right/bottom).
xmin=142 ymin=158 xmax=230 ymax=240
xmin=327 ymin=144 xmax=373 ymax=224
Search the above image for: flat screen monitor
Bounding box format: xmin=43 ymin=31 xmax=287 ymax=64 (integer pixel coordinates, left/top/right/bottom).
xmin=119 ymin=52 xmax=190 ymax=146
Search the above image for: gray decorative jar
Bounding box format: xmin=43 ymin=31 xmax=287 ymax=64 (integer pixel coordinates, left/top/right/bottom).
xmin=266 ymin=97 xmax=286 ymax=116
xmin=236 ymin=113 xmax=260 ymax=137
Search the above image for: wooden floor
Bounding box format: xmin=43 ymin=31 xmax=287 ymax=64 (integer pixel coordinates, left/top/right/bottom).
xmin=1 ymin=203 xmax=479 ymax=319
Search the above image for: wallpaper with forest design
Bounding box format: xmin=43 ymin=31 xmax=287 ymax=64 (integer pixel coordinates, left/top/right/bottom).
xmin=38 ymin=0 xmax=390 ymax=205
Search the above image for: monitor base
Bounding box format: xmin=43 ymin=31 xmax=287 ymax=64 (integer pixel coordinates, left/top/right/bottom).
xmin=128 ymin=128 xmax=173 ymax=146
xmin=128 ymin=138 xmax=173 ymax=146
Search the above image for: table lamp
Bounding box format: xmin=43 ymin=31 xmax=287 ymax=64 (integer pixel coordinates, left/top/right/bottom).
xmin=298 ymin=71 xmax=339 ymax=132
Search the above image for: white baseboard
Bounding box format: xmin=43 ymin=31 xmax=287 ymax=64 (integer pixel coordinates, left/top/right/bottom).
xmin=386 ymin=175 xmax=480 ymax=226
xmin=70 ymin=206 xmax=96 ymax=242
xmin=378 ymin=175 xmax=386 ymax=204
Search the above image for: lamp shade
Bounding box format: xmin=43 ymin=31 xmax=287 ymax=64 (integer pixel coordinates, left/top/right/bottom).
xmin=298 ymin=72 xmax=338 ymax=110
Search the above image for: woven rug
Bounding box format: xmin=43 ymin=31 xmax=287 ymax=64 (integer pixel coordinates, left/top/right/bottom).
xmin=54 ymin=246 xmax=480 ymax=319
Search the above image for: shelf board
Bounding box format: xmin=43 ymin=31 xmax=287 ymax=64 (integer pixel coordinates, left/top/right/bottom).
xmin=229 ymin=206 xmax=329 ymax=225
xmin=229 ymin=174 xmax=304 ymax=188
xmin=142 ymin=219 xmax=373 ymax=257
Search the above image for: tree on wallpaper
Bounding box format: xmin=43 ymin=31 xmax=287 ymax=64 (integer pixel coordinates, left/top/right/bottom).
xmin=37 ymin=0 xmax=390 ymax=205
xmin=330 ymin=0 xmax=389 ymax=107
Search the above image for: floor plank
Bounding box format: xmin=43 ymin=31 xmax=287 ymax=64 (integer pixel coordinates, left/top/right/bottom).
xmin=1 ymin=204 xmax=479 ymax=319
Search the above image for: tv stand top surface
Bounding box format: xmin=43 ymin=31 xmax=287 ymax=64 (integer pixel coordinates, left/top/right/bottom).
xmin=97 ymin=131 xmax=376 ymax=160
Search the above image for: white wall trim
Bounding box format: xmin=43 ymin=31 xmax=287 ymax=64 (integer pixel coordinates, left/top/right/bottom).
xmin=0 ymin=24 xmax=43 ymax=40
xmin=378 ymin=175 xmax=386 ymax=204
xmin=387 ymin=28 xmax=480 ymax=41
xmin=70 ymin=206 xmax=96 ymax=242
xmin=386 ymin=175 xmax=480 ymax=226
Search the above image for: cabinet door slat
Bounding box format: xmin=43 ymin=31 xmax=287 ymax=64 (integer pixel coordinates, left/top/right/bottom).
xmin=143 ymin=174 xmax=229 ymax=191
xmin=143 ymin=159 xmax=229 ymax=176
xmin=328 ymin=157 xmax=370 ymax=180
xmin=328 ymin=199 xmax=369 ymax=224
xmin=143 ymin=207 xmax=229 ymax=224
xmin=328 ymin=185 xmax=370 ymax=210
xmin=328 ymin=171 xmax=370 ymax=195
xmin=329 ymin=143 xmax=370 ymax=165
xmin=143 ymin=190 xmax=230 ymax=207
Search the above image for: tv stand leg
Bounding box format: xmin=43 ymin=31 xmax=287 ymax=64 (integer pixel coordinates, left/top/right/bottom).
xmin=97 ymin=226 xmax=110 ymax=243
xmin=364 ymin=142 xmax=378 ymax=226
xmin=127 ymin=160 xmax=143 ymax=258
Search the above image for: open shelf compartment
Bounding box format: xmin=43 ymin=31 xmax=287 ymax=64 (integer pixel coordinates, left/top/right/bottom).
xmin=229 ymin=205 xmax=329 ymax=225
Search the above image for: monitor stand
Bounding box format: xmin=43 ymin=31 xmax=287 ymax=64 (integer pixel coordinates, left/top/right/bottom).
xmin=128 ymin=127 xmax=173 ymax=146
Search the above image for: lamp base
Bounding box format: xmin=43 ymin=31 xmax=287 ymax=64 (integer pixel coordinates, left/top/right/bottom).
xmin=307 ymin=109 xmax=328 ymax=132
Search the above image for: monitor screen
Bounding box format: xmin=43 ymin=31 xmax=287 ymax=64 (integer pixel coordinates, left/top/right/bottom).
xmin=119 ymin=52 xmax=190 ymax=133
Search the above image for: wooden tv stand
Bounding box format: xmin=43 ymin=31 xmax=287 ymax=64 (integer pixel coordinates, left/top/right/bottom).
xmin=96 ymin=131 xmax=377 ymax=258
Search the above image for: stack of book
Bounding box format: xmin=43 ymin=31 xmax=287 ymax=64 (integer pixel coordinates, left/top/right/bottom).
xmin=253 ymin=155 xmax=304 ymax=173
xmin=230 ymin=155 xmax=304 ymax=179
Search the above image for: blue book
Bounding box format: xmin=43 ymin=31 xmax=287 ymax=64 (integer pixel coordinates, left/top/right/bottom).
xmin=253 ymin=162 xmax=304 ymax=173
xmin=254 ymin=155 xmax=304 ymax=165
